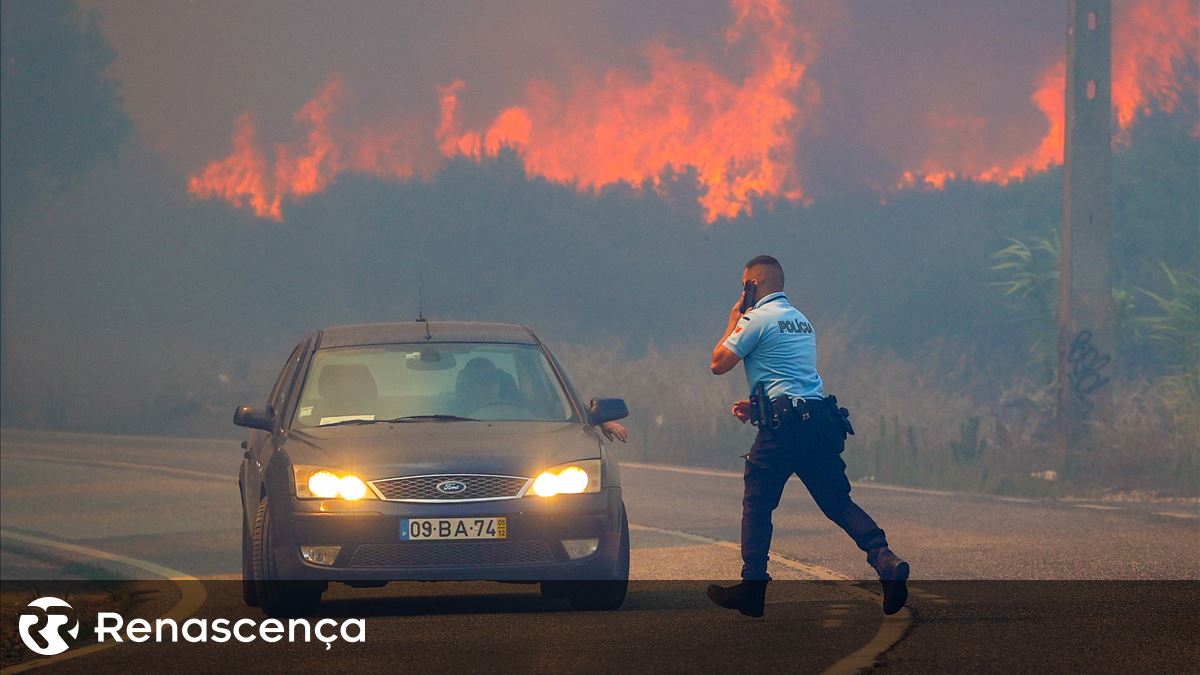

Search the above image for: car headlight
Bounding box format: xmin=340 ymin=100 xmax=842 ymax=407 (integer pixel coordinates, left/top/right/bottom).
xmin=531 ymin=459 xmax=602 ymax=497
xmin=293 ymin=465 xmax=375 ymax=500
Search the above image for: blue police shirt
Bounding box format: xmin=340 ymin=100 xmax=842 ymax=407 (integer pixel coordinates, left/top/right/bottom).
xmin=722 ymin=291 xmax=825 ymax=400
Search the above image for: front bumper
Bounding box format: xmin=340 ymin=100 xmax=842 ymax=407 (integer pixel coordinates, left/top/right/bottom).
xmin=267 ymin=487 xmax=624 ymax=582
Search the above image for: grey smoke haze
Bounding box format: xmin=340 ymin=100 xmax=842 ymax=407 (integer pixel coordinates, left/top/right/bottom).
xmin=1 ymin=0 xmax=1196 ymax=438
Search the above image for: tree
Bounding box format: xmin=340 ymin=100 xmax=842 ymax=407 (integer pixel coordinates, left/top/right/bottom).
xmin=1 ymin=0 xmax=131 ymax=423
xmin=1 ymin=0 xmax=129 ymax=223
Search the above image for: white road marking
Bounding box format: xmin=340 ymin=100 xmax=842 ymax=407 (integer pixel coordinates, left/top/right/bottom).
xmin=623 ymin=462 xmax=742 ymax=480
xmin=1154 ymin=511 xmax=1199 ymax=519
xmin=2 ymin=453 xmax=230 ymax=482
xmin=625 ymin=461 xmax=962 ymax=498
xmin=623 ymin=462 xmax=1200 ymax=520
xmin=629 ymin=523 xmax=851 ymax=581
xmin=0 ymin=530 xmax=207 ymax=675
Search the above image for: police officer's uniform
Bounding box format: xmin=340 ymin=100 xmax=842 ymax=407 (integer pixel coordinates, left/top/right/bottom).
xmin=722 ymin=291 xmax=888 ymax=581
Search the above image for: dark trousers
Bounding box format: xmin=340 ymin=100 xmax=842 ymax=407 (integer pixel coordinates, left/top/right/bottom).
xmin=741 ymin=409 xmax=887 ymax=580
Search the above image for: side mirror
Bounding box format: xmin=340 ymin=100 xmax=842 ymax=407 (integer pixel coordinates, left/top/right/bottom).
xmin=589 ymin=398 xmax=628 ymax=426
xmin=234 ymin=405 xmax=274 ymax=431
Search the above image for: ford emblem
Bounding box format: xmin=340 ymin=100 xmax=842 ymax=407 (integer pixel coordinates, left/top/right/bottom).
xmin=436 ymin=480 xmax=467 ymax=495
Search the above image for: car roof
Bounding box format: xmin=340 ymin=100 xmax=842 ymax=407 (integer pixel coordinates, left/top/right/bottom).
xmin=315 ymin=321 xmax=539 ymax=349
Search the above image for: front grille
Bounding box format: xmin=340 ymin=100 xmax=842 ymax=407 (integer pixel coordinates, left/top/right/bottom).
xmin=370 ymin=474 xmax=530 ymax=501
xmin=348 ymin=541 xmax=556 ymax=568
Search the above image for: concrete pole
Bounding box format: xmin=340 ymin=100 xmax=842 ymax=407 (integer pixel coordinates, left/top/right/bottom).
xmin=1058 ymin=0 xmax=1115 ymax=469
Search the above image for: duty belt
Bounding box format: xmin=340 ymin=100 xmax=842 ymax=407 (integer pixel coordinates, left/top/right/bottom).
xmin=770 ymin=396 xmax=825 ymax=421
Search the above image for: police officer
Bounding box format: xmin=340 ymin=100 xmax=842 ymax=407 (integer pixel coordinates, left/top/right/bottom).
xmin=707 ymin=255 xmax=909 ymax=617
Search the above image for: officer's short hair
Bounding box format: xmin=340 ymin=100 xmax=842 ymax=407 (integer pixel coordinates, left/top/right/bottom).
xmin=745 ymin=255 xmax=784 ymax=286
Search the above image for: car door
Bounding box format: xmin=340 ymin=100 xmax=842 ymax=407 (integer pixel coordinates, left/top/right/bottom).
xmin=242 ymin=341 xmax=306 ymax=509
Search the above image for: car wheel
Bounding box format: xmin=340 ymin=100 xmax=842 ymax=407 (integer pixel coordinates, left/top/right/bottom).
xmin=241 ymin=508 xmax=259 ymax=607
xmin=251 ymin=497 xmax=324 ymax=617
xmin=565 ymin=506 xmax=630 ymax=611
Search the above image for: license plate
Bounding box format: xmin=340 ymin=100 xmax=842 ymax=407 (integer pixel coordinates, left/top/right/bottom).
xmin=400 ymin=517 xmax=507 ymax=541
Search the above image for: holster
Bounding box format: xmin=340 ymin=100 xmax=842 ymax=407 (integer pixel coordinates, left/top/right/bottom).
xmin=749 ymin=383 xmax=778 ymax=429
xmin=824 ymin=394 xmax=855 ymax=439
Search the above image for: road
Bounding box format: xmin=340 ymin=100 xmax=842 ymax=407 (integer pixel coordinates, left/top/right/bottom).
xmin=2 ymin=428 xmax=1197 ymax=673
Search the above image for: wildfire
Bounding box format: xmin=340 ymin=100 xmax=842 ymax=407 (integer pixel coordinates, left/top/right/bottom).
xmin=189 ymin=0 xmax=1197 ymax=218
xmin=187 ymin=77 xmax=418 ymax=220
xmin=1111 ymin=0 xmax=1199 ymax=134
xmin=436 ymin=0 xmax=813 ymax=221
xmin=188 ymin=0 xmax=814 ymax=222
xmin=900 ymin=0 xmax=1198 ymax=190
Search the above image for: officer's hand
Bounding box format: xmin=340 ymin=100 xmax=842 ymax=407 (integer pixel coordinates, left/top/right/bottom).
xmin=731 ymin=400 xmax=751 ymax=423
xmin=730 ymin=295 xmax=746 ymax=320
xmin=600 ymin=421 xmax=628 ymax=443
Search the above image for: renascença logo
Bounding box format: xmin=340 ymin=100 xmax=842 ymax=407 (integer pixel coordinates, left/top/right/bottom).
xmin=16 ymin=595 xmax=366 ymax=654
xmin=18 ymin=597 xmax=80 ymax=656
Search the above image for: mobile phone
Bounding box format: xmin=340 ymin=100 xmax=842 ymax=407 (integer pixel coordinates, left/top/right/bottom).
xmin=739 ymin=280 xmax=758 ymax=313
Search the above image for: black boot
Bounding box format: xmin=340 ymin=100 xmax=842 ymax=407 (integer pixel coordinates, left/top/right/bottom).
xmin=706 ymin=580 xmax=767 ymax=617
xmin=867 ymin=547 xmax=910 ymax=615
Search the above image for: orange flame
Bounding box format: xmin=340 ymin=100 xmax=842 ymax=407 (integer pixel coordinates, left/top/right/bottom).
xmin=190 ymin=0 xmax=1196 ymax=216
xmin=188 ymin=77 xmax=418 ymax=220
xmin=1111 ymin=0 xmax=1199 ymax=134
xmin=900 ymin=0 xmax=1197 ymax=190
xmin=190 ymin=0 xmax=813 ymax=221
xmin=436 ymin=0 xmax=813 ymax=221
xmin=187 ymin=112 xmax=275 ymax=217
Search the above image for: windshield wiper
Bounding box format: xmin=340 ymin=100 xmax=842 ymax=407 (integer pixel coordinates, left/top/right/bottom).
xmin=381 ymin=414 xmax=478 ymax=423
xmin=318 ymin=414 xmax=477 ymax=427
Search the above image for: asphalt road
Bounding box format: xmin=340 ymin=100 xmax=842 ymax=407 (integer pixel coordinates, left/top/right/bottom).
xmin=2 ymin=428 xmax=1197 ymax=673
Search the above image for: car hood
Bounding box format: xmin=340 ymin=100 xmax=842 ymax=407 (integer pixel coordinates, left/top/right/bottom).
xmin=283 ymin=421 xmax=601 ymax=480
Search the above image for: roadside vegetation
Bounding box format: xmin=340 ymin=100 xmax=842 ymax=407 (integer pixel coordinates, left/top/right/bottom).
xmin=559 ymin=313 xmax=1198 ymax=500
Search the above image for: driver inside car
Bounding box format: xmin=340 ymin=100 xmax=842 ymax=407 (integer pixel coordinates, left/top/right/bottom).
xmin=455 ymin=357 xmax=522 ymax=415
xmin=454 ymin=357 xmax=628 ymax=442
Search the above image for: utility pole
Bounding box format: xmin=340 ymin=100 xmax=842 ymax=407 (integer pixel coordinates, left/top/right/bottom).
xmin=1058 ymin=0 xmax=1115 ymax=470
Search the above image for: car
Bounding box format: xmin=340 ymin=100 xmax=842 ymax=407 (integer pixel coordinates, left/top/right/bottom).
xmin=234 ymin=321 xmax=631 ymax=616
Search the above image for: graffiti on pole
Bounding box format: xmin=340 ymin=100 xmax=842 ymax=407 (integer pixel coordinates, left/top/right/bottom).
xmin=1067 ymin=330 xmax=1111 ymax=416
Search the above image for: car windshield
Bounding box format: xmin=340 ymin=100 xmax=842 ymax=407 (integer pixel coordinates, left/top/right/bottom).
xmin=293 ymin=342 xmax=575 ymax=427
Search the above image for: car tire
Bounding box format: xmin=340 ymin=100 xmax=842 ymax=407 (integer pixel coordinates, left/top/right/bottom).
xmin=565 ymin=506 xmax=630 ymax=611
xmin=241 ymin=508 xmax=260 ymax=607
xmin=252 ymin=497 xmax=324 ymax=617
